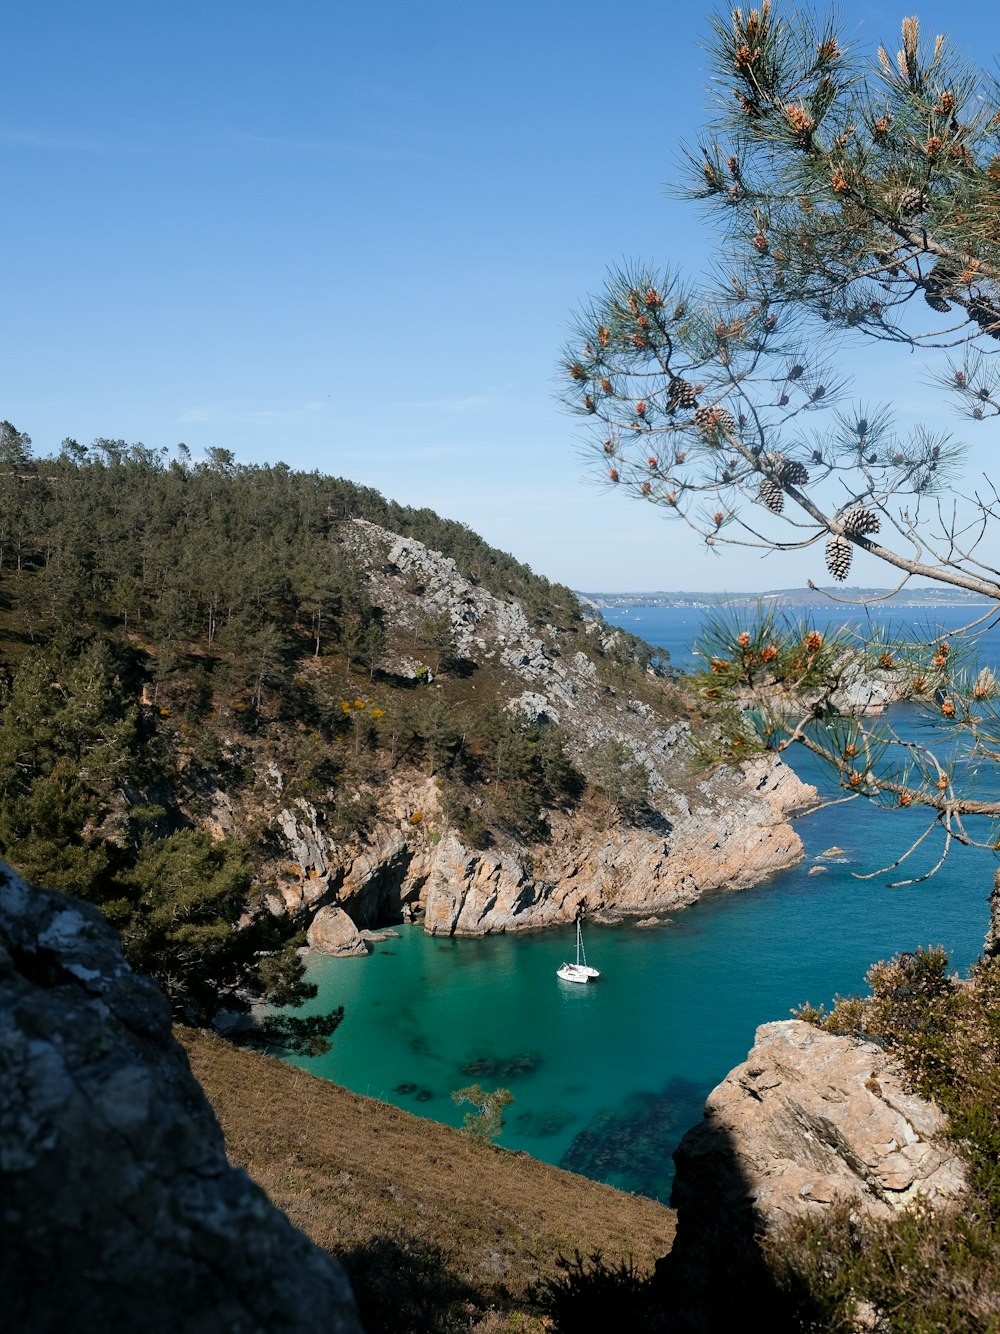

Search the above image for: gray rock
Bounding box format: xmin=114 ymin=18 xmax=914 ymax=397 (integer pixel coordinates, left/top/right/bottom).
xmin=0 ymin=861 xmax=362 ymax=1334
xmin=830 ymin=657 xmax=907 ymax=715
xmin=508 ymin=690 xmax=560 ymax=724
xmin=743 ymin=654 xmax=911 ymax=719
xmin=278 ymin=803 xmax=332 ymax=897
xmin=665 ymin=1019 xmax=966 ymax=1329
xmin=308 ymin=905 xmax=370 ymax=956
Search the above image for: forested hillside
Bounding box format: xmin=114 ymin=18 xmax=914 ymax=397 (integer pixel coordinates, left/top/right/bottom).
xmin=0 ymin=425 xmax=671 ymax=1045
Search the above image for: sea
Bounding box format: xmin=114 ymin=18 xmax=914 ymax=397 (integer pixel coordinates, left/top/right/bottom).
xmin=284 ymin=602 xmax=1000 ymax=1204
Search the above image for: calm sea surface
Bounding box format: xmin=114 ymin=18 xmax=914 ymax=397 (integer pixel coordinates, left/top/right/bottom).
xmin=287 ymin=603 xmax=1000 ymax=1202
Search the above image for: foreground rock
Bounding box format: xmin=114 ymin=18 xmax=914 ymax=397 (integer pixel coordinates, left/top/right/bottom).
xmin=664 ymin=1019 xmax=967 ymax=1329
xmin=0 ymin=861 xmax=362 ymax=1334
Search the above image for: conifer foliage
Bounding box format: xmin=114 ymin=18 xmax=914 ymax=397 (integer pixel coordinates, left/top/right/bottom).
xmin=0 ymin=440 xmax=590 ymax=1046
xmin=562 ymin=4 xmax=1000 ymax=851
xmin=563 ymin=6 xmax=1000 ymax=600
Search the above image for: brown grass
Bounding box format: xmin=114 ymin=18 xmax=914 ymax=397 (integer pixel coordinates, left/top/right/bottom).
xmin=179 ymin=1027 xmax=675 ymax=1329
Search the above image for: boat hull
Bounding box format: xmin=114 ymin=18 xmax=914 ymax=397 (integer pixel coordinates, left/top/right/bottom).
xmin=557 ymin=963 xmax=599 ymax=984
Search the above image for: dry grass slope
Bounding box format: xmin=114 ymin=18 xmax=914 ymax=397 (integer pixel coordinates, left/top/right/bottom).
xmin=180 ymin=1028 xmax=675 ymax=1331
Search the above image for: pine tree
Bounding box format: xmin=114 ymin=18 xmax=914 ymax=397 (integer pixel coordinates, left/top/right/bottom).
xmin=562 ymin=5 xmax=1000 ymax=865
xmin=691 ymin=6 xmax=1000 ymax=354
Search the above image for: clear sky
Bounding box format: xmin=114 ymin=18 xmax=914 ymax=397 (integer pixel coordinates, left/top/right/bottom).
xmin=3 ymin=1 xmax=998 ymax=592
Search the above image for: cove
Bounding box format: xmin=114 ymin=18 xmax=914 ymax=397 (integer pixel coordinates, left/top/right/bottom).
xmin=285 ymin=604 xmax=999 ymax=1203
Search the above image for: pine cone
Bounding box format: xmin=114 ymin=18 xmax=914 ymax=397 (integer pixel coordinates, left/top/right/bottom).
xmin=825 ymin=534 xmax=853 ymax=581
xmin=924 ymin=291 xmax=951 ymax=313
xmin=693 ymin=404 xmax=736 ymax=433
xmin=668 ymin=378 xmax=699 ymax=410
xmin=761 ymin=451 xmax=808 ymax=485
xmin=842 ymin=505 xmax=881 ymax=535
xmin=714 ymin=409 xmax=736 ymax=433
xmin=758 ymin=478 xmax=784 ymax=514
xmin=970 ymin=298 xmax=1000 ymax=331
xmin=778 ymin=459 xmax=809 ymax=486
xmin=893 ymin=187 xmax=926 ymax=217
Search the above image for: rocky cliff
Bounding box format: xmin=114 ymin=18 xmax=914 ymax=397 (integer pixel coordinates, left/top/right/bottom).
xmin=0 ymin=860 xmax=362 ymax=1334
xmin=245 ymin=520 xmax=816 ymax=949
xmin=663 ymin=1018 xmax=967 ymax=1329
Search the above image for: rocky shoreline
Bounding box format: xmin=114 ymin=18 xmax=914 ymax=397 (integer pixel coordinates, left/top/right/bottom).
xmin=280 ymin=755 xmax=815 ymax=953
xmin=223 ymin=521 xmax=819 ymax=954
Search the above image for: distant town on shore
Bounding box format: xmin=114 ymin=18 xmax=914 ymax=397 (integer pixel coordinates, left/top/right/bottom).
xmin=577 ymin=587 xmax=996 ymax=610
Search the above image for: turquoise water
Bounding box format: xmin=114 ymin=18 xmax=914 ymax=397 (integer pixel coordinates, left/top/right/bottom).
xmin=287 ymin=604 xmax=1000 ymax=1203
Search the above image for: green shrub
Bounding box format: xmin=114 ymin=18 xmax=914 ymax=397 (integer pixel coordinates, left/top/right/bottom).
xmin=451 ymin=1085 xmax=513 ymax=1143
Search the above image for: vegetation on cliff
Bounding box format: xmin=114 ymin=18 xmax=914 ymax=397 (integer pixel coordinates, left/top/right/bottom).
xmin=0 ymin=432 xmax=676 ymax=1041
xmin=770 ymin=945 xmax=1000 ymax=1331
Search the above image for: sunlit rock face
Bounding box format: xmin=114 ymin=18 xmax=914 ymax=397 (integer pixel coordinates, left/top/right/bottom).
xmin=274 ymin=521 xmax=816 ymax=944
xmin=0 ymin=860 xmax=363 ymax=1334
xmin=664 ymin=1019 xmax=967 ymax=1330
xmin=677 ymin=1020 xmax=966 ymax=1223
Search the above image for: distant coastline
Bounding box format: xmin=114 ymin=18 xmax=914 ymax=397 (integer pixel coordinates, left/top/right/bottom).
xmin=577 ymin=587 xmax=996 ymax=611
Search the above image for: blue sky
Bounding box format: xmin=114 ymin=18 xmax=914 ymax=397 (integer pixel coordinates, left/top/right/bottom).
xmin=3 ymin=1 xmax=997 ymax=591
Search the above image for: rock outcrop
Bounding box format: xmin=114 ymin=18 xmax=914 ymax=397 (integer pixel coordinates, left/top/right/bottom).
xmin=0 ymin=861 xmax=362 ymax=1334
xmin=984 ymin=865 xmax=1000 ymax=961
xmin=307 ymin=904 xmax=371 ymax=955
xmin=664 ymin=1019 xmax=966 ymax=1328
xmin=259 ymin=521 xmax=816 ymax=947
xmin=273 ymin=752 xmax=812 ymax=944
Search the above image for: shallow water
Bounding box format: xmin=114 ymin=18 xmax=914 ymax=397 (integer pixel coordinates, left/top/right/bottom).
xmin=286 ymin=604 xmax=1000 ymax=1202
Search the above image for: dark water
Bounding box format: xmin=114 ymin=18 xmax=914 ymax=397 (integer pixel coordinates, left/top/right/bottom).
xmin=287 ymin=603 xmax=1000 ymax=1203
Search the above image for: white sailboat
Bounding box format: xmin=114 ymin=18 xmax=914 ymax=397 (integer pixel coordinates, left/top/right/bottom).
xmin=557 ymin=917 xmax=600 ymax=984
